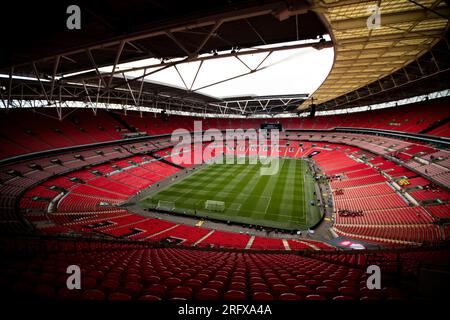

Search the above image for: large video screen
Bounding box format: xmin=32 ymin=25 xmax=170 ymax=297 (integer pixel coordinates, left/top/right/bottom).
xmin=261 ymin=123 xmax=282 ymax=130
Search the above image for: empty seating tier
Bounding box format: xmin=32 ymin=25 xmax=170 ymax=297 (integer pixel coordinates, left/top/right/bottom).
xmin=0 ymin=237 xmax=414 ymax=301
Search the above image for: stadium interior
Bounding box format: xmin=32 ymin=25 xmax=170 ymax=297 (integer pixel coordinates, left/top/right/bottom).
xmin=0 ymin=0 xmax=449 ymax=306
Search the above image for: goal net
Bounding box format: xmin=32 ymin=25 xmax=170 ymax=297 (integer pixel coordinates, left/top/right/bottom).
xmin=157 ymin=200 xmax=175 ymax=211
xmin=205 ymin=200 xmax=225 ymax=212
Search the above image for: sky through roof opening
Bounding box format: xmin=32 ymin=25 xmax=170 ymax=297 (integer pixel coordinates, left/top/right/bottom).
xmin=100 ymin=39 xmax=334 ymax=99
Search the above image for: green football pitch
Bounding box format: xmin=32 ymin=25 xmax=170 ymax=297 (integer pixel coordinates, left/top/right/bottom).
xmin=139 ymin=158 xmax=322 ymax=230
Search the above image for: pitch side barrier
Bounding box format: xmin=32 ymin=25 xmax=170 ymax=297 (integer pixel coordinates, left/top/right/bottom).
xmin=2 ymin=234 xmax=449 ymax=270
xmin=146 ymin=207 xmax=308 ymax=232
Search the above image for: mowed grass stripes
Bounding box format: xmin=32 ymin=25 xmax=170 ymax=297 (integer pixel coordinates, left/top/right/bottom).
xmin=140 ymin=158 xmax=322 ymax=230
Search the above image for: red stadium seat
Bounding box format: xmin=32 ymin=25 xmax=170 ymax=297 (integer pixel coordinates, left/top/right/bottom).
xmin=223 ymin=290 xmax=246 ymax=300
xmin=109 ymin=292 xmax=132 ymax=301
xmin=252 ymin=292 xmax=274 ymax=301
xmin=279 ymin=293 xmax=301 ymax=301
xmin=139 ymin=294 xmax=162 ymax=301
xmin=83 ymin=289 xmax=105 ymax=300
xmin=196 ymin=288 xmax=219 ymax=300
xmin=333 ymin=295 xmax=354 ymax=301
xmin=143 ymin=284 xmax=167 ymax=298
xmin=168 ymin=286 xmax=193 ymax=300
xmin=305 ymin=294 xmax=327 ymax=301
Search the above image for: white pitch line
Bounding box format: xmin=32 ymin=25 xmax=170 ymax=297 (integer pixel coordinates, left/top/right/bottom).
xmin=303 ymin=161 xmax=307 ymax=227
xmin=261 ymin=158 xmax=285 ymax=216
xmin=216 ymin=190 xmax=272 ymax=200
xmin=249 ymin=209 xmax=301 ymax=219
xmin=263 ymin=196 xmax=271 ymax=214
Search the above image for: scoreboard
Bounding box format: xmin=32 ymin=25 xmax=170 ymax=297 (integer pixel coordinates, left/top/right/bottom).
xmin=261 ymin=123 xmax=282 ymax=131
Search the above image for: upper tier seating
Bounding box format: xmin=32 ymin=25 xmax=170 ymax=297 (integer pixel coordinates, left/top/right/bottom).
xmin=0 ymin=109 xmax=126 ymax=159
xmin=0 ymin=97 xmax=449 ymax=160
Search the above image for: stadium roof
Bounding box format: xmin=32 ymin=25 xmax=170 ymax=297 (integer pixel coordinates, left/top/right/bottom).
xmin=0 ymin=0 xmax=449 ymax=117
xmin=302 ymin=0 xmax=450 ymax=112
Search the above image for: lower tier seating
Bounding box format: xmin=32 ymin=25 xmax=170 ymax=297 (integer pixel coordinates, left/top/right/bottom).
xmin=334 ymin=193 xmax=408 ymax=211
xmin=336 ymin=207 xmax=434 ymax=225
xmin=334 ymin=224 xmax=441 ymax=244
xmin=9 ymin=140 xmax=448 ymax=249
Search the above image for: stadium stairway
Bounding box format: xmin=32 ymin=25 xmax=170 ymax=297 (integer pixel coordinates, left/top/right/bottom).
xmin=149 ymin=152 xmax=186 ymax=170
xmin=107 ymin=111 xmax=138 ymax=134
xmin=419 ymin=116 xmax=450 ymax=135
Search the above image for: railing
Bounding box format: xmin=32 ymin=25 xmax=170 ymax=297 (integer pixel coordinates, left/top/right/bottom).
xmin=1 ymin=233 xmax=448 ymax=257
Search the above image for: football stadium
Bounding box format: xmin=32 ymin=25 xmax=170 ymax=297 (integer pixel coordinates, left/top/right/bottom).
xmin=0 ymin=0 xmax=450 ymax=309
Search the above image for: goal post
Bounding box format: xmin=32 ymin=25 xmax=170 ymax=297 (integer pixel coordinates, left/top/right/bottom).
xmin=204 ymin=200 xmax=225 ymax=212
xmin=157 ymin=200 xmax=175 ymax=211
